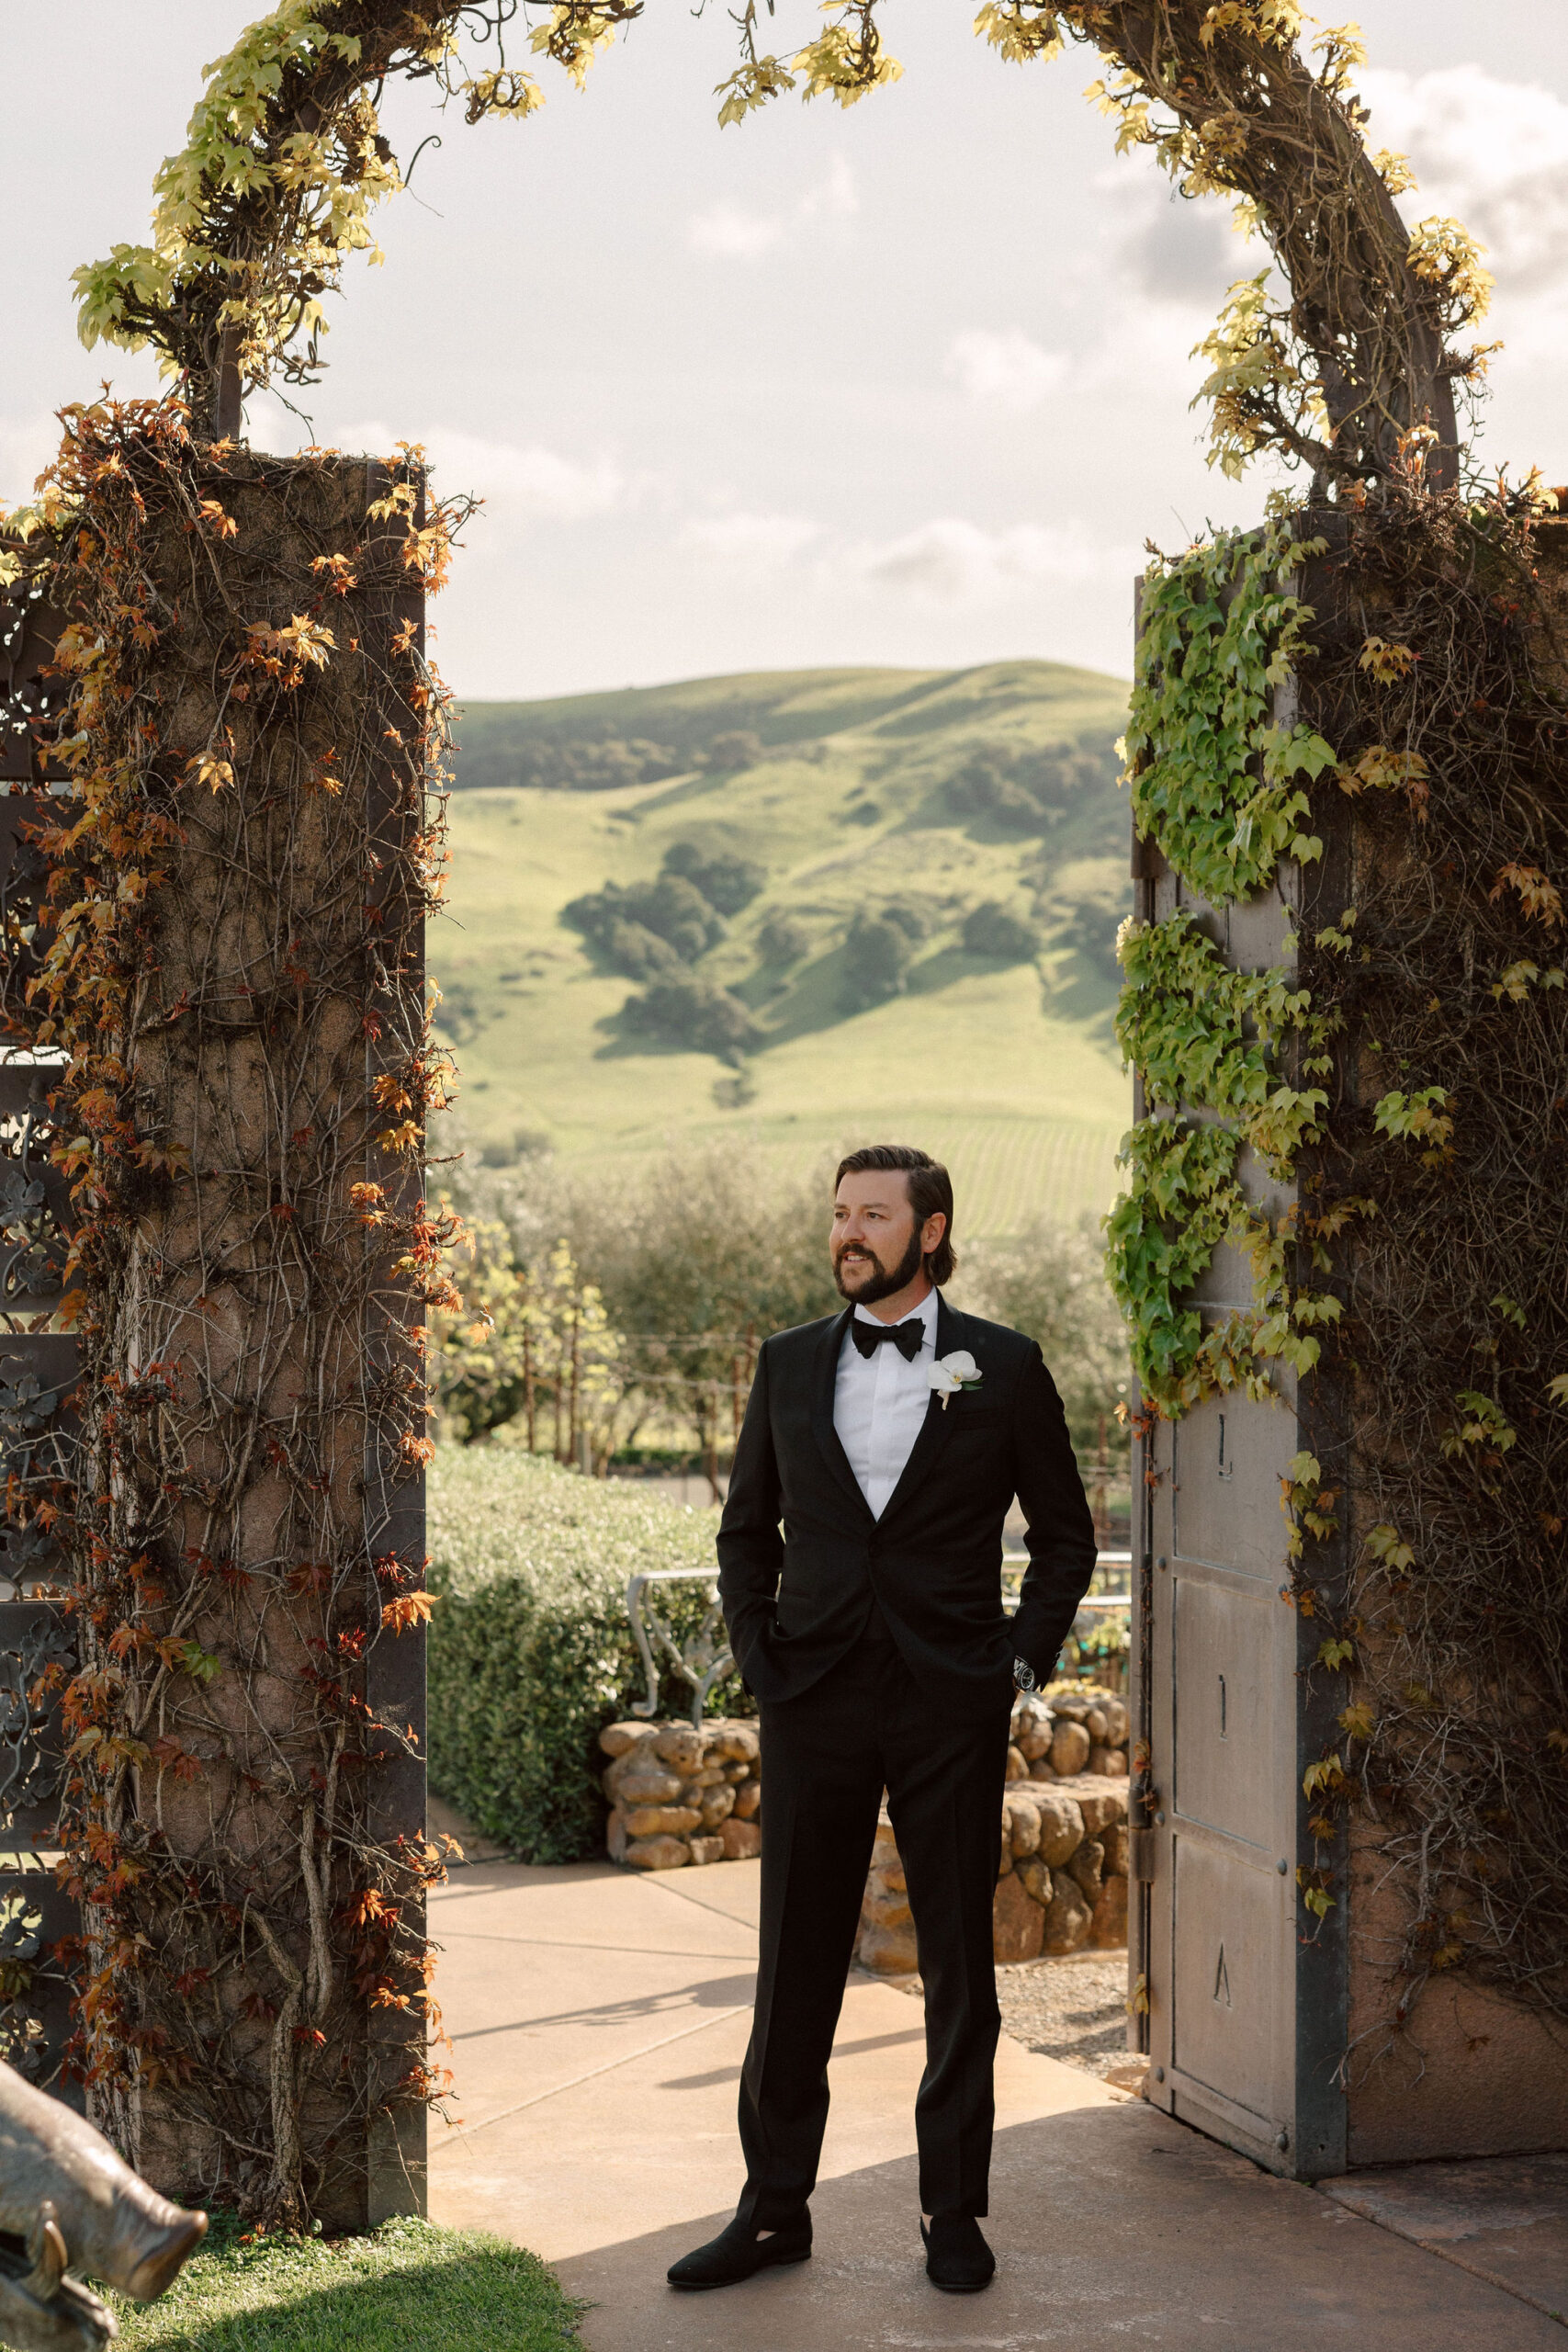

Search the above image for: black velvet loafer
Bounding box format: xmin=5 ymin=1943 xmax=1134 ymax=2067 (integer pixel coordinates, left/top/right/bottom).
xmin=667 ymin=2214 xmax=812 ymax=2290
xmin=921 ymin=2213 xmax=996 ymax=2292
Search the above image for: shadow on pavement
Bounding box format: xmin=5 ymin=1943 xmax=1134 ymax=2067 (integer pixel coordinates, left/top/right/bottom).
xmin=556 ymin=2105 xmax=1568 ymax=2352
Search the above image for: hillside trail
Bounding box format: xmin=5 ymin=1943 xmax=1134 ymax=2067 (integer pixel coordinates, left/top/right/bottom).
xmin=424 ymin=1817 xmax=1567 ymax=2348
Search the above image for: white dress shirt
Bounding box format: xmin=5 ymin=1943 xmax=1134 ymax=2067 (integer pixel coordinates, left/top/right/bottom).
xmin=832 ymin=1286 xmax=940 ymax=1519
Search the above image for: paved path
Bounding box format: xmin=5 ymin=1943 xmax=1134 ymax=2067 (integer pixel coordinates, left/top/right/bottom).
xmin=426 ymin=1850 xmax=1566 ymax=2347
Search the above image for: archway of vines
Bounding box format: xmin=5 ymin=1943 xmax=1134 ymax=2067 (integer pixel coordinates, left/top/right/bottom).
xmin=2 ymin=0 xmax=1563 ymax=2211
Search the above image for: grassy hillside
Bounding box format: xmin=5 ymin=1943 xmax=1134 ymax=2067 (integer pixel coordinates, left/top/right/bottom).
xmin=434 ymin=661 xmax=1134 ymax=1238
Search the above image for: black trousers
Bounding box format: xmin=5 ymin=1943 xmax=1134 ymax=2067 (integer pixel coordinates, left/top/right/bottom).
xmin=737 ymin=1622 xmax=1012 ymax=2225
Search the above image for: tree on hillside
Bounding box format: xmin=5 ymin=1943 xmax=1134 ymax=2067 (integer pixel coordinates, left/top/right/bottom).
xmin=959 ymin=1212 xmax=1129 ymax=1469
xmin=442 ymin=1142 xmax=840 ymax=1487
xmin=705 ymin=729 xmax=763 ymax=774
xmin=620 ymin=974 xmax=761 ymax=1064
xmin=963 ymin=901 xmax=1039 ymax=962
xmin=947 ymin=736 xmax=1122 ymax=834
xmin=758 ymin=910 xmax=811 ymax=966
xmin=838 ymin=899 xmax=931 ymax=1012
xmin=840 ymin=911 xmax=914 ymax=1010
xmin=663 ymin=840 xmax=766 ymax=915
xmin=566 ymin=868 xmax=727 ymax=970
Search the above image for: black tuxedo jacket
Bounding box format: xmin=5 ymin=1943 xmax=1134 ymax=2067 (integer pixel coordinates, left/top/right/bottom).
xmin=716 ymin=1295 xmax=1098 ymax=1717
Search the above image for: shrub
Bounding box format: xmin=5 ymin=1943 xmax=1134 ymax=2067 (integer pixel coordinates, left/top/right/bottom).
xmin=840 ymin=910 xmax=915 ymax=1010
xmin=621 ymin=975 xmax=761 ymax=1063
xmin=454 ymin=732 xmax=682 ymax=791
xmin=664 ymin=841 xmax=766 ymax=916
xmin=427 ymin=1449 xmax=752 ymax=1860
xmin=944 ymin=734 xmax=1123 ymax=831
xmin=603 ymin=916 xmax=682 ymax=982
xmin=758 ymin=910 xmax=810 ymax=964
xmin=963 ymin=900 xmax=1038 ymax=961
xmin=705 ymin=729 xmax=762 ymax=773
xmin=564 ymin=871 xmax=725 ymax=971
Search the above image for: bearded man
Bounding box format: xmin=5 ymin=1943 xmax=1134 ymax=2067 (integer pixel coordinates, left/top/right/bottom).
xmin=667 ymin=1143 xmax=1097 ymax=2298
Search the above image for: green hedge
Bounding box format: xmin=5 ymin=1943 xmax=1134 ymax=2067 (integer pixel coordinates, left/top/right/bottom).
xmin=426 ymin=1448 xmax=754 ymax=1861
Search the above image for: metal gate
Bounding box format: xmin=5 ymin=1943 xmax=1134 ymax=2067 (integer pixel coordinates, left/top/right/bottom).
xmin=1128 ymin=724 xmax=1348 ymax=2183
xmin=0 ymin=547 xmax=82 ymax=2096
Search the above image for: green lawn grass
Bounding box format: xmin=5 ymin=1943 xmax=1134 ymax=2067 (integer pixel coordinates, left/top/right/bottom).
xmin=110 ymin=2216 xmax=584 ymax=2352
xmin=436 ymin=659 xmax=1134 ymax=1236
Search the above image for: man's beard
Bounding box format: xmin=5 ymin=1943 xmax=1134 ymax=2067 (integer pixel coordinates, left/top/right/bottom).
xmin=833 ymin=1222 xmax=925 ymax=1306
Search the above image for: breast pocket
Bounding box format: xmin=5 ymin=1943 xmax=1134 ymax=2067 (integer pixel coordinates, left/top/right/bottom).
xmin=950 ymin=1408 xmax=1002 ymax=1433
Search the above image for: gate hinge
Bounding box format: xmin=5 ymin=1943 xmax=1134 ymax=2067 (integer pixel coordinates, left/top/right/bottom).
xmin=1131 ymin=1827 xmax=1157 ymax=1882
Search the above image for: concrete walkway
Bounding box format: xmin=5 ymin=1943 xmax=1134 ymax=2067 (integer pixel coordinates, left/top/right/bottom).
xmin=425 ymin=1848 xmax=1566 ymax=2347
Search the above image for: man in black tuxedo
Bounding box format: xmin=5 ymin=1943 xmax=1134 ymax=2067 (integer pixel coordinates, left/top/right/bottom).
xmin=667 ymin=1143 xmax=1097 ymax=2296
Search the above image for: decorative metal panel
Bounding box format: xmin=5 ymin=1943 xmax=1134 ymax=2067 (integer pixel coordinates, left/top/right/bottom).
xmin=1172 ymin=1396 xmax=1301 ymax=1582
xmin=1169 ymin=1832 xmax=1280 ymax=2122
xmin=1171 ymin=1576 xmax=1274 ymax=1852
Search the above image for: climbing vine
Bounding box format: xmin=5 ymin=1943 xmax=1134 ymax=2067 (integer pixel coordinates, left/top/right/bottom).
xmin=1124 ymin=516 xmax=1336 ymax=900
xmin=1107 ymin=515 xmax=1341 ymax=1416
xmin=0 ymin=395 xmax=470 ymax=2222
xmin=1111 ymin=462 xmax=1568 ymax=2045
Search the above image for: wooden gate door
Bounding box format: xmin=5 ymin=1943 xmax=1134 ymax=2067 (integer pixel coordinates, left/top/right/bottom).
xmin=1128 ymin=851 xmax=1349 ymax=2183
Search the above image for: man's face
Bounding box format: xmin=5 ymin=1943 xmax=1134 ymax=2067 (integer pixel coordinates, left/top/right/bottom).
xmin=831 ymin=1170 xmax=936 ymax=1305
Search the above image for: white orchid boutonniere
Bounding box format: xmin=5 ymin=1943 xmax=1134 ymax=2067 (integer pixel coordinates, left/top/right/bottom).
xmin=929 ymin=1349 xmax=982 ymax=1409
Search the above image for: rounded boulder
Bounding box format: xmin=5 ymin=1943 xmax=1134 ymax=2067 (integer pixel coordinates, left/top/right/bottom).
xmin=1042 ymin=1869 xmax=1093 ymax=1954
xmin=625 ymin=1835 xmax=691 ymax=1870
xmin=1033 ymin=1788 xmax=1087 ymax=1868
xmin=626 ymin=1804 xmax=703 ymax=1838
xmin=992 ymin=1871 xmax=1046 ymax=1963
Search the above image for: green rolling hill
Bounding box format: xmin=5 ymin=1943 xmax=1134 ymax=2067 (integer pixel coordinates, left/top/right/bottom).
xmin=432 ymin=661 xmax=1134 ymax=1239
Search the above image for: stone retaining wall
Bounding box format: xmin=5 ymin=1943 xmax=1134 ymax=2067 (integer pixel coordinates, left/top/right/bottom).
xmin=599 ymin=1717 xmax=761 ymax=1867
xmin=598 ymin=1687 xmax=1132 ymax=1965
xmin=856 ymin=1689 xmax=1132 ymax=1972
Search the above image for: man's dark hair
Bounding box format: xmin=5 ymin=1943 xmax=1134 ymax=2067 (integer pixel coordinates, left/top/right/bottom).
xmin=834 ymin=1144 xmax=956 ymax=1286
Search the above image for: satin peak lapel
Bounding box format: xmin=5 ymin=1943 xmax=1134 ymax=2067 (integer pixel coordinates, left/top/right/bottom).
xmin=878 ymin=1295 xmax=965 ymax=1526
xmin=811 ymin=1307 xmax=874 ymax=1522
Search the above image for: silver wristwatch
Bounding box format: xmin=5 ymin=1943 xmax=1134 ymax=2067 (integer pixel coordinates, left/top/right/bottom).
xmin=1013 ymin=1656 xmax=1037 ymax=1692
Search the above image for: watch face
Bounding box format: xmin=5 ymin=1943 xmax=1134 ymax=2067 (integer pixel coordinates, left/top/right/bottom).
xmin=1013 ymin=1657 xmax=1035 ymax=1690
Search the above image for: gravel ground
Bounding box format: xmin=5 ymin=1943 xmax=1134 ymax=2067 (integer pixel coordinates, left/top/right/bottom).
xmin=994 ymin=1954 xmax=1136 ymax=2080
xmin=880 ymin=1953 xmax=1144 ymax=2086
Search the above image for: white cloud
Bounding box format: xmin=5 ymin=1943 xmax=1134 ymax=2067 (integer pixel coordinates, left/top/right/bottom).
xmin=840 ymin=517 xmax=1134 ymax=604
xmin=796 ymin=156 xmax=858 ymax=222
xmin=687 ymin=157 xmax=857 ymax=259
xmin=944 ymin=329 xmax=1066 ymax=413
xmin=434 ymin=430 xmax=625 ymax=519
xmin=1360 ymin=65 xmax=1568 ymax=299
xmin=688 ymin=204 xmax=786 ymax=258
xmin=316 ymin=420 xmax=626 ymax=519
xmin=678 ymin=503 xmax=1136 ymax=605
xmin=681 ymin=511 xmax=822 ymax=571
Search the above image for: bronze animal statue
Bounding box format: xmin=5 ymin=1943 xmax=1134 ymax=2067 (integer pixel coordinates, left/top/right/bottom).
xmin=0 ymin=2064 xmax=207 ymax=2349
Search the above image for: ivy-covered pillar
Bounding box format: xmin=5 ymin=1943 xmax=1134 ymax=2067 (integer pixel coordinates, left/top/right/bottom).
xmin=1116 ymin=497 xmax=1568 ymax=2176
xmin=18 ymin=402 xmax=457 ymax=2226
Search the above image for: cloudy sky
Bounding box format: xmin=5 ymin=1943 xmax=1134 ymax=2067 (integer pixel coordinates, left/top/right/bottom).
xmin=7 ymin=3 xmax=1567 ymax=698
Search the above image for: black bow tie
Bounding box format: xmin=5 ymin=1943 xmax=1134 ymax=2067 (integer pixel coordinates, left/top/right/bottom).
xmin=851 ymin=1317 xmax=924 ymax=1363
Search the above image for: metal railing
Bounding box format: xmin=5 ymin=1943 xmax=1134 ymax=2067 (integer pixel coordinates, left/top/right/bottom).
xmin=626 ymin=1550 xmax=1132 ymax=1728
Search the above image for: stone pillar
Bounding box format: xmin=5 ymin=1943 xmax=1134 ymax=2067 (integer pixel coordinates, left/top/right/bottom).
xmin=20 ymin=433 xmax=437 ymax=2226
